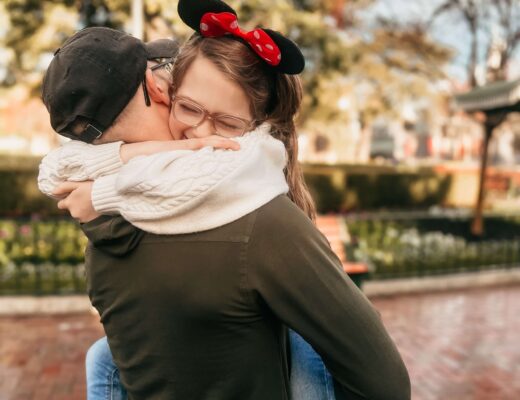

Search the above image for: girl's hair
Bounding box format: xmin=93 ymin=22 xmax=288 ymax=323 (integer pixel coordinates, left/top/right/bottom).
xmin=171 ymin=33 xmax=316 ymax=221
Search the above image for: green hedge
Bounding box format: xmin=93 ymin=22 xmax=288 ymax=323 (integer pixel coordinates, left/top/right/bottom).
xmin=0 ymin=155 xmax=64 ymax=217
xmin=2 ymin=155 xmax=453 ymax=215
xmin=0 ymin=170 xmax=61 ymax=216
xmin=303 ymin=165 xmax=452 ymax=213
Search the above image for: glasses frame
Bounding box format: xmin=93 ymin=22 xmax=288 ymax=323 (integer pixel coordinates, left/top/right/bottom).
xmin=143 ymin=58 xmax=175 ymax=107
xmin=150 ymin=58 xmax=174 ymax=74
xmin=170 ymin=95 xmax=255 ymax=137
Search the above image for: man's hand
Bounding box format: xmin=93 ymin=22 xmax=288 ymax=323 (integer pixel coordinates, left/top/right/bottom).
xmin=53 ymin=181 xmax=100 ymax=223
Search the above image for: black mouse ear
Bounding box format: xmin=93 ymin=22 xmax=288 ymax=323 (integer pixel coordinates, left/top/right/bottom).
xmin=178 ymin=0 xmax=237 ymax=33
xmin=263 ymin=29 xmax=305 ymax=75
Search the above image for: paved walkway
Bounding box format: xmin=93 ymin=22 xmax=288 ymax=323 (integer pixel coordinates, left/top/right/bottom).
xmin=1 ymin=284 xmax=519 ymax=400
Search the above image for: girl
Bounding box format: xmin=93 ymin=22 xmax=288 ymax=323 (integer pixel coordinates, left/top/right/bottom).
xmin=45 ymin=1 xmax=410 ymax=398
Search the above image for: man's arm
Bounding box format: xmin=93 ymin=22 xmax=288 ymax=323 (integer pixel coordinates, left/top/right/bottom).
xmin=81 ymin=215 xmax=145 ymax=257
xmin=247 ymin=197 xmax=411 ymax=400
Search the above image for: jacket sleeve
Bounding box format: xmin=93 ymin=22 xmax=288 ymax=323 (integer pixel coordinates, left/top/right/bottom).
xmin=37 ymin=141 xmax=124 ymax=198
xmin=246 ymin=199 xmax=411 ymax=400
xmin=80 ymin=215 xmax=145 ymax=257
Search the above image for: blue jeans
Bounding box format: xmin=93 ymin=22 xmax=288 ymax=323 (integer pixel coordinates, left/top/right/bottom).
xmin=85 ymin=336 xmax=127 ymax=400
xmin=86 ymin=330 xmax=335 ymax=400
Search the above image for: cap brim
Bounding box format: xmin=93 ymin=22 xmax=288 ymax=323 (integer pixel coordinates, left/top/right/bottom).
xmin=145 ymin=38 xmax=180 ymax=60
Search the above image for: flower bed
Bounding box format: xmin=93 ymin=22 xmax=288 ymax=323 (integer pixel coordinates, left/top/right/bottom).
xmin=346 ymin=213 xmax=520 ymax=279
xmin=0 ymin=219 xmax=87 ymax=295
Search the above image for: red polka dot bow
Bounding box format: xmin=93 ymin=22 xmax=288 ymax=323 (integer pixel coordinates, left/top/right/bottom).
xmin=178 ymin=0 xmax=305 ymax=74
xmin=200 ymin=12 xmax=282 ymax=67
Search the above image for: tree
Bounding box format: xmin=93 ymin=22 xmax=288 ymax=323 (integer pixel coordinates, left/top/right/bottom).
xmin=3 ymin=0 xmax=74 ymax=88
xmin=2 ymin=0 xmax=452 ymax=145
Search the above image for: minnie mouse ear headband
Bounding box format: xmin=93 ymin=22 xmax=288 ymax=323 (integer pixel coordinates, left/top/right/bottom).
xmin=178 ymin=0 xmax=305 ymax=75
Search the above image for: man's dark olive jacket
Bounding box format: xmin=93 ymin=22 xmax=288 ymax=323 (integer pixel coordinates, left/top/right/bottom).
xmin=82 ymin=195 xmax=411 ymax=400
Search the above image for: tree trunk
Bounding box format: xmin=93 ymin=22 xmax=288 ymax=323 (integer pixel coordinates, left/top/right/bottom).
xmin=468 ymin=25 xmax=478 ymax=88
xmin=471 ymin=123 xmax=492 ymax=236
xmin=471 ymin=112 xmax=507 ymax=236
xmin=332 ymin=0 xmax=345 ymax=28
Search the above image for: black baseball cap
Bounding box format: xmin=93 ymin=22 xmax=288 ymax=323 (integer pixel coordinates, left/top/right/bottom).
xmin=42 ymin=27 xmax=179 ymax=143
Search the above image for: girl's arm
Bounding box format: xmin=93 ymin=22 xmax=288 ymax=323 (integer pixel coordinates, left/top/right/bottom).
xmin=54 ymin=126 xmax=289 ymax=235
xmin=118 ymin=136 xmax=239 ymax=163
xmin=38 ymin=137 xmax=239 ymax=199
xmin=38 ymin=140 xmax=124 ymax=199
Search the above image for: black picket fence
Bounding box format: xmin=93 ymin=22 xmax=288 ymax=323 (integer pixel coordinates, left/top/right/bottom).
xmin=1 ymin=212 xmax=520 ymax=294
xmin=0 ymin=263 xmax=86 ymax=295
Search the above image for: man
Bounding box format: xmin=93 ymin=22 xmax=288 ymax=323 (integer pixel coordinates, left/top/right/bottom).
xmin=38 ymin=26 xmax=297 ymax=399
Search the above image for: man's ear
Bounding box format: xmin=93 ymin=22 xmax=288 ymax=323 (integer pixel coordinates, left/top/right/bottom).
xmin=144 ymin=69 xmax=170 ymax=106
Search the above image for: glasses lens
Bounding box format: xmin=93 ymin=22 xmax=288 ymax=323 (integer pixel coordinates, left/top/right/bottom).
xmin=173 ymin=99 xmax=205 ymax=126
xmin=214 ymin=116 xmax=248 ymax=137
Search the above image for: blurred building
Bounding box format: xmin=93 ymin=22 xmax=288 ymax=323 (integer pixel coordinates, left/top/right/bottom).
xmin=0 ymin=86 xmax=58 ymax=156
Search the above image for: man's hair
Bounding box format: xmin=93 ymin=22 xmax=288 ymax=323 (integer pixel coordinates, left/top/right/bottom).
xmin=42 ymin=27 xmax=179 ymax=143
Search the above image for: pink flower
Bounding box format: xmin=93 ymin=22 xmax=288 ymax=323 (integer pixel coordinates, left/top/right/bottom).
xmin=19 ymin=225 xmax=31 ymax=236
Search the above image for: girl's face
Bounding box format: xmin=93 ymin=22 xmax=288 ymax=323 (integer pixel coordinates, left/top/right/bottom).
xmin=168 ymin=55 xmax=253 ymax=140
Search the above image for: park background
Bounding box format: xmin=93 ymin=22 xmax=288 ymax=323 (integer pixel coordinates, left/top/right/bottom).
xmin=1 ymin=1 xmax=519 ymax=399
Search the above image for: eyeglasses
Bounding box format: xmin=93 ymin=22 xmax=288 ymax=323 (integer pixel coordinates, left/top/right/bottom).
xmin=170 ymin=95 xmax=254 ymax=138
xmin=143 ymin=58 xmax=174 ymax=107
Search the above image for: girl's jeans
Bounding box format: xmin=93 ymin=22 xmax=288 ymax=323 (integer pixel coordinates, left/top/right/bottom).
xmin=86 ymin=330 xmax=335 ymax=400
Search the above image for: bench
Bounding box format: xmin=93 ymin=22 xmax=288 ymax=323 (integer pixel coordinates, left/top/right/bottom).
xmin=316 ymin=215 xmax=370 ymax=288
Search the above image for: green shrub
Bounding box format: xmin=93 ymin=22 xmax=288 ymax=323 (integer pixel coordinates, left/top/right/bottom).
xmin=0 ymin=155 xmax=64 ymax=217
xmin=303 ymin=165 xmax=453 ymax=212
xmin=346 ymin=173 xmax=452 ymax=210
xmin=1 ymin=157 xmax=454 ymax=216
xmin=0 ymin=219 xmax=87 ymax=295
xmin=304 ymin=174 xmax=344 ymax=213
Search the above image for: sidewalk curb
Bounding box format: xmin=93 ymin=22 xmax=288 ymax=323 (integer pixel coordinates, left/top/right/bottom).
xmin=1 ymin=269 xmax=519 ymax=315
xmin=363 ymin=268 xmax=520 ymax=297
xmin=0 ymin=295 xmax=96 ymax=316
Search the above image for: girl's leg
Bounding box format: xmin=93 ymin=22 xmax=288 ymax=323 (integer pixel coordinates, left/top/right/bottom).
xmin=85 ymin=336 xmax=127 ymax=400
xmin=289 ymin=329 xmax=336 ymax=400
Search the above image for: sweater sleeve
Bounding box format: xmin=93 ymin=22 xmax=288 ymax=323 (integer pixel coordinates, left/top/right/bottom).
xmin=246 ymin=198 xmax=411 ymax=400
xmin=37 ymin=140 xmax=124 ymax=198
xmin=91 ymin=129 xmax=288 ymax=227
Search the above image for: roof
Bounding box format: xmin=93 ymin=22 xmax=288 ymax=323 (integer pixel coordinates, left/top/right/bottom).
xmin=455 ymin=78 xmax=520 ymax=112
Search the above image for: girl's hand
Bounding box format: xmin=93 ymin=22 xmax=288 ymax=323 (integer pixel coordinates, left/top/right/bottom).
xmin=52 ymin=181 xmax=100 ymax=223
xmin=184 ymin=135 xmax=241 ymax=151
xmin=120 ymin=136 xmax=240 ymax=163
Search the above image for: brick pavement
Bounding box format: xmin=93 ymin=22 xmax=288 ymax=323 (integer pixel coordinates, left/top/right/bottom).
xmin=0 ymin=313 xmax=103 ymax=400
xmin=1 ymin=285 xmax=519 ymax=400
xmin=376 ymin=285 xmax=520 ymax=400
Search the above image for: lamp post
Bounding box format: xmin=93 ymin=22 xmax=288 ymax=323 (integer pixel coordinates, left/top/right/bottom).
xmin=455 ymin=79 xmax=520 ymax=236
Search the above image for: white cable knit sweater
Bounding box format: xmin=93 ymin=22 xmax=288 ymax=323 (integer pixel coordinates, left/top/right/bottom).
xmin=38 ymin=124 xmax=289 ymax=234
